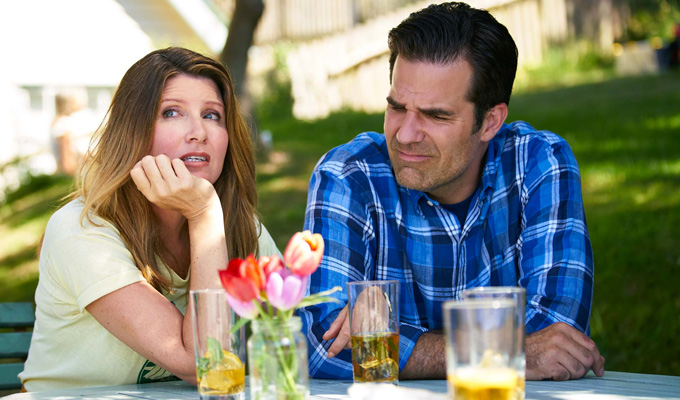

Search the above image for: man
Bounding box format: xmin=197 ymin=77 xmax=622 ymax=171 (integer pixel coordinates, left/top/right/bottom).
xmin=298 ymin=2 xmax=604 ymax=381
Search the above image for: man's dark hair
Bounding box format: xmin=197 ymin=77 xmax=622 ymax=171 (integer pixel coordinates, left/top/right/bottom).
xmin=388 ymin=2 xmax=518 ymax=132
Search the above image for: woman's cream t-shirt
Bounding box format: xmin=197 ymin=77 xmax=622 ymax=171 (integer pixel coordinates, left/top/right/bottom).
xmin=20 ymin=199 xmax=281 ymax=391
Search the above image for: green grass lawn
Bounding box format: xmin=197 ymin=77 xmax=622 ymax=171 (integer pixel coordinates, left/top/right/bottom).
xmin=1 ymin=71 xmax=679 ymax=376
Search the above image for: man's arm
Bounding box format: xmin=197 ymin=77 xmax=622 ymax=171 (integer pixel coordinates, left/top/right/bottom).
xmin=519 ymin=132 xmax=603 ymax=380
xmin=322 ymin=306 xmax=444 ymax=379
xmin=400 ymin=332 xmax=446 ymax=379
xmin=320 ymin=306 xmax=606 ymax=381
xmin=300 ymin=162 xmax=427 ymax=379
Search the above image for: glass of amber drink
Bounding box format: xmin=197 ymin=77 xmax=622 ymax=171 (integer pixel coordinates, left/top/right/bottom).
xmin=348 ymin=280 xmax=400 ymax=385
xmin=463 ymin=286 xmax=526 ymax=398
xmin=443 ymin=296 xmax=525 ymax=400
xmin=190 ymin=289 xmax=246 ymax=400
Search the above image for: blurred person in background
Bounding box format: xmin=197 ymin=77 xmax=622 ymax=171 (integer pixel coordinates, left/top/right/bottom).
xmin=51 ymin=90 xmax=96 ymax=175
xmin=20 ymin=47 xmax=280 ymax=391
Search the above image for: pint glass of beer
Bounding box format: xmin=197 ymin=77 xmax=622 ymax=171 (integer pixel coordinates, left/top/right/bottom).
xmin=443 ymin=296 xmax=524 ymax=400
xmin=348 ymin=280 xmax=400 ymax=385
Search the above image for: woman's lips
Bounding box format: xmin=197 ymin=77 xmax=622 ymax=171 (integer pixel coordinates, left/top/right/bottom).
xmin=180 ymin=152 xmax=210 ymax=163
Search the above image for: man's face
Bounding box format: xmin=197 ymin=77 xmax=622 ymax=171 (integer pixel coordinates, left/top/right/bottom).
xmin=384 ymin=57 xmax=492 ymax=204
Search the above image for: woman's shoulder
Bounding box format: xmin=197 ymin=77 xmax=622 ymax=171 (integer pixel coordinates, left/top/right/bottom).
xmin=44 ymin=199 xmax=120 ymax=244
xmin=256 ymin=221 xmax=283 ymax=258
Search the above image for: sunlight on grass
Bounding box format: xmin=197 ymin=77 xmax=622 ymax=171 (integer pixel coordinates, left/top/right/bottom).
xmin=0 ymin=216 xmax=50 ymax=259
xmin=582 ymin=168 xmax=626 ymax=194
xmin=631 ymin=182 xmax=665 ymax=205
xmin=0 ymin=259 xmax=38 ymax=282
xmin=659 ymin=159 xmax=680 ymax=175
xmin=259 ymin=176 xmax=309 ymax=193
xmin=644 ymin=114 xmax=680 ymax=130
xmin=257 ymin=151 xmax=291 ymax=175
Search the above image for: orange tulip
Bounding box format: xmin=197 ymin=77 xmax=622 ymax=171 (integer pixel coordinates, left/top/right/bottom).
xmin=259 ymin=255 xmax=284 ymax=278
xmin=283 ymin=231 xmax=324 ymax=276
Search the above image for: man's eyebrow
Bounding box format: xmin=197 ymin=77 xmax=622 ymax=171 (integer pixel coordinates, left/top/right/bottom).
xmin=386 ymin=96 xmax=404 ymax=108
xmin=387 ymin=96 xmax=453 ymax=117
xmin=418 ymin=107 xmax=454 ymax=117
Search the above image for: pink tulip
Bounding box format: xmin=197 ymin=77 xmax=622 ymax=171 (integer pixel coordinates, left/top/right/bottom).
xmin=283 ymin=231 xmax=324 ymax=276
xmin=224 ymin=291 xmax=260 ymax=319
xmin=265 ymin=269 xmax=308 ymax=311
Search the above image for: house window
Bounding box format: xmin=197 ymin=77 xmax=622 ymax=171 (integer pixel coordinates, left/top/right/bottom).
xmin=23 ymin=86 xmax=43 ymax=111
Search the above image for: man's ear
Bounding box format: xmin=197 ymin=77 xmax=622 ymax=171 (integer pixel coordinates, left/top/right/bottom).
xmin=480 ymin=103 xmax=508 ymax=142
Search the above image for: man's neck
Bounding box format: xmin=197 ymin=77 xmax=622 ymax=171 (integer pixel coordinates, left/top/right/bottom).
xmin=429 ymin=144 xmax=489 ymax=205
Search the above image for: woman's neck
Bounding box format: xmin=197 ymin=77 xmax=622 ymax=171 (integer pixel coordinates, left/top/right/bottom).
xmin=153 ymin=205 xmax=185 ymax=238
xmin=153 ymin=205 xmax=190 ymax=278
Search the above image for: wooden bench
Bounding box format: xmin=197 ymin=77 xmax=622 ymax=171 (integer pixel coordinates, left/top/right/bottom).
xmin=0 ymin=302 xmax=35 ymax=390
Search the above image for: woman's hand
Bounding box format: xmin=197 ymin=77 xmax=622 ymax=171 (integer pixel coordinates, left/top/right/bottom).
xmin=130 ymin=154 xmax=219 ymax=221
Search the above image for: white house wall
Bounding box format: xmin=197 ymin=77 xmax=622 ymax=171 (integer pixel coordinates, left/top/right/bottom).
xmin=0 ymin=0 xmax=226 ymax=193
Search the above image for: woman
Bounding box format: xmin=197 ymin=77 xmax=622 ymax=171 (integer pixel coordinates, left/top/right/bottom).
xmin=20 ymin=47 xmax=280 ymax=390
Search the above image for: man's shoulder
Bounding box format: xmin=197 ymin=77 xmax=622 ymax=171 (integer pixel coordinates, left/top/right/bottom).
xmin=495 ymin=121 xmax=575 ymax=165
xmin=310 ymin=132 xmax=402 ymax=205
xmin=493 ymin=121 xmax=580 ymax=188
xmin=500 ymin=121 xmax=568 ymax=148
xmin=317 ymin=132 xmax=389 ymax=170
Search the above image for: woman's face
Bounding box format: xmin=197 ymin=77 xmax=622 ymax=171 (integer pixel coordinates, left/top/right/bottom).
xmin=149 ymin=74 xmax=229 ymax=184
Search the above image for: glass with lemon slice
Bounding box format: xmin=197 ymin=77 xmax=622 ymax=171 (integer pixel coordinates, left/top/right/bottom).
xmin=443 ymin=297 xmax=524 ymax=400
xmin=191 ymin=289 xmax=246 ymax=400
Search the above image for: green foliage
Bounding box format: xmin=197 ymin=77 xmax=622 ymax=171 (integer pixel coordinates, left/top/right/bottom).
xmin=623 ymin=0 xmax=680 ymax=41
xmin=255 ymin=44 xmax=295 ymax=123
xmin=196 ymin=337 xmax=224 ymax=379
xmin=514 ymin=42 xmax=615 ymax=94
xmin=0 ymin=173 xmax=73 ymax=304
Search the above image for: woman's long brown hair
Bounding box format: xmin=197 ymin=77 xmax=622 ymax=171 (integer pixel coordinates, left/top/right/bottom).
xmin=72 ymin=47 xmax=259 ymax=292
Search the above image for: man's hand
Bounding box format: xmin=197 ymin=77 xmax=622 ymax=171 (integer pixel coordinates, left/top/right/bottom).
xmin=322 ymin=305 xmax=350 ymax=358
xmin=526 ymin=322 xmax=605 ymax=381
xmin=323 ymin=287 xmax=392 ymax=358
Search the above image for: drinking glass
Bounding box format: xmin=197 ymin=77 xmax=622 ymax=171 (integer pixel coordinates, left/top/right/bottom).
xmin=190 ymin=289 xmax=246 ymax=400
xmin=443 ymin=297 xmax=524 ymax=400
xmin=463 ymin=286 xmax=526 ymax=384
xmin=347 ymin=280 xmax=400 ymax=385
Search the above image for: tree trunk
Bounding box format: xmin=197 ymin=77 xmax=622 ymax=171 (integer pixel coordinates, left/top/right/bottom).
xmin=220 ymin=0 xmax=264 ymax=138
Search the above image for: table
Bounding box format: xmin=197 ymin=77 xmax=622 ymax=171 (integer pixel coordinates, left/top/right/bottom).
xmin=6 ymin=372 xmax=680 ymax=400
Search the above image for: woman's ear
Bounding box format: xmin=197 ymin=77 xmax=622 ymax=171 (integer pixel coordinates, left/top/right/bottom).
xmin=480 ymin=103 xmax=508 ymax=142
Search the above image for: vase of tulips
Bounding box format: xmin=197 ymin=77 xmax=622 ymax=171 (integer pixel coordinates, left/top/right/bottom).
xmin=219 ymin=231 xmax=340 ymax=400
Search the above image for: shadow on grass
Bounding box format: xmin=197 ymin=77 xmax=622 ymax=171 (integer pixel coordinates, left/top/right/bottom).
xmin=0 ymin=245 xmax=39 ymax=270
xmin=2 ymin=174 xmax=73 ymax=228
xmin=0 ymin=274 xmax=39 ymax=303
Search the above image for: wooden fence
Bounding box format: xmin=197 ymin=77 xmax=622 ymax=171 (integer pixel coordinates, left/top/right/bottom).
xmin=234 ymin=0 xmax=626 ymax=119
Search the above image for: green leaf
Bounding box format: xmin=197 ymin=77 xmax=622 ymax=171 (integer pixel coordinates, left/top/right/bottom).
xmin=230 ymin=316 xmax=250 ymax=334
xmin=297 ymin=295 xmax=342 ymax=309
xmin=206 ymin=337 xmax=223 ymax=363
xmin=196 ymin=356 xmax=211 ymax=379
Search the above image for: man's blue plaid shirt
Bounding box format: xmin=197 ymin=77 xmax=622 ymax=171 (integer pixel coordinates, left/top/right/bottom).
xmin=298 ymin=121 xmax=594 ymax=379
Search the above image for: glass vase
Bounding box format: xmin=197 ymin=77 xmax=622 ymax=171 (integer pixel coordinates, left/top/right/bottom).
xmin=248 ymin=316 xmax=309 ymax=400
